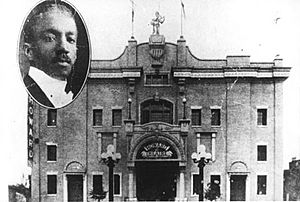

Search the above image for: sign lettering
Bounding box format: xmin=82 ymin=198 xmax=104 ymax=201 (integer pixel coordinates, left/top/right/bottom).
xmin=137 ymin=141 xmax=176 ymax=159
xmin=28 ymin=97 xmax=34 ymax=166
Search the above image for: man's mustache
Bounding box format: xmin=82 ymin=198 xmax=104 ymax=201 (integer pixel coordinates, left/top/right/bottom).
xmin=52 ymin=52 xmax=71 ymax=63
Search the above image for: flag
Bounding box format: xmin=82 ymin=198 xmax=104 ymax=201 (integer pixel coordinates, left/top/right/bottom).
xmin=181 ymin=0 xmax=186 ymax=18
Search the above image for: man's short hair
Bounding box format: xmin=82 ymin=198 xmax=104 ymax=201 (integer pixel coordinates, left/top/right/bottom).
xmin=23 ymin=0 xmax=76 ymax=44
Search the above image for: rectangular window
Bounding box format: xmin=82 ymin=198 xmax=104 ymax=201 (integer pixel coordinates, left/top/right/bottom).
xmin=114 ymin=174 xmax=121 ymax=195
xmin=47 ymin=109 xmax=57 ymax=126
xmin=257 ymin=175 xmax=267 ymax=195
xmin=47 ymin=175 xmax=57 ymax=194
xmin=192 ymin=174 xmax=200 ymax=195
xmin=257 ymin=145 xmax=267 ymax=161
xmin=257 ymin=109 xmax=267 ymax=126
xmin=112 ymin=109 xmax=122 ymax=126
xmin=210 ymin=175 xmax=221 ymax=184
xmin=145 ymin=74 xmax=169 ymax=85
xmin=211 ymin=109 xmax=221 ymax=126
xmin=200 ymin=133 xmax=212 ymax=153
xmin=191 ymin=109 xmax=201 ymax=126
xmin=47 ymin=145 xmax=57 ymax=161
xmin=93 ymin=109 xmax=103 ymax=126
xmin=93 ymin=175 xmax=103 ymax=195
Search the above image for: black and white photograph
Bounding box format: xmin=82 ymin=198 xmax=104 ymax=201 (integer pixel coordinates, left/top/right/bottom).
xmin=19 ymin=0 xmax=90 ymax=108
xmin=1 ymin=0 xmax=300 ymax=201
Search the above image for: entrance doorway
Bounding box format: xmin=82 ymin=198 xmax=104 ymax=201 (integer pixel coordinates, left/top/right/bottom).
xmin=67 ymin=175 xmax=83 ymax=202
xmin=230 ymin=175 xmax=246 ymax=201
xmin=136 ymin=161 xmax=178 ymax=201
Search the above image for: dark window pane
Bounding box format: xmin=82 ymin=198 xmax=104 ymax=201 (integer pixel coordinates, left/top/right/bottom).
xmin=145 ymin=74 xmax=169 ymax=85
xmin=192 ymin=109 xmax=201 ymax=126
xmin=93 ymin=175 xmax=103 ymax=194
xmin=47 ymin=109 xmax=57 ymax=126
xmin=257 ymin=145 xmax=267 ymax=161
xmin=93 ymin=109 xmax=103 ymax=126
xmin=200 ymin=133 xmax=212 ymax=153
xmin=257 ymin=175 xmax=267 ymax=195
xmin=141 ymin=99 xmax=173 ymax=124
xmin=193 ymin=174 xmax=200 ymax=195
xmin=210 ymin=175 xmax=221 ymax=198
xmin=211 ymin=175 xmax=221 ymax=184
xmin=257 ymin=109 xmax=267 ymax=125
xmin=114 ymin=174 xmax=120 ymax=195
xmin=47 ymin=145 xmax=57 ymax=161
xmin=211 ymin=109 xmax=220 ymax=126
xmin=112 ymin=109 xmax=122 ymax=126
xmin=47 ymin=175 xmax=57 ymax=194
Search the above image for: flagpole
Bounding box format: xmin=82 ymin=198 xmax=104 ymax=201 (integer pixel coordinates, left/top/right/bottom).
xmin=131 ymin=0 xmax=134 ymax=38
xmin=180 ymin=1 xmax=183 ymax=37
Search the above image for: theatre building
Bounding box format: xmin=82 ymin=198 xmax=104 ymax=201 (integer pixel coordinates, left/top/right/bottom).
xmin=28 ymin=33 xmax=290 ymax=201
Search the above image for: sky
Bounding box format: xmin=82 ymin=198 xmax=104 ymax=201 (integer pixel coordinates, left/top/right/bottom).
xmin=1 ymin=0 xmax=300 ymax=200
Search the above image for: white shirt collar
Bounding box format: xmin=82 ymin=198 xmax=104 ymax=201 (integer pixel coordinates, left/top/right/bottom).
xmin=29 ymin=66 xmax=73 ymax=108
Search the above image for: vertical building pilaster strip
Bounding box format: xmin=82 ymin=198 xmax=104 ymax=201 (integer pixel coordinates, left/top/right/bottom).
xmin=212 ymin=133 xmax=216 ymax=161
xmin=196 ymin=133 xmax=201 ymax=153
xmin=63 ymin=174 xmax=67 ymax=202
xmin=179 ymin=171 xmax=185 ymax=199
xmin=113 ymin=133 xmax=117 ymax=151
xmin=83 ymin=175 xmax=87 ymax=202
xmin=274 ymin=80 xmax=283 ymax=200
xmin=97 ymin=132 xmax=102 ymax=161
xmin=128 ymin=170 xmax=134 ymax=199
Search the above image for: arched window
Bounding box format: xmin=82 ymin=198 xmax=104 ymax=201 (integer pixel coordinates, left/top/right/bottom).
xmin=141 ymin=99 xmax=173 ymax=124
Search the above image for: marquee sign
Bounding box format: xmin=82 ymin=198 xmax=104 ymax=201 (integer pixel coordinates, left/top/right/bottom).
xmin=137 ymin=141 xmax=177 ymax=159
xmin=28 ymin=96 xmax=34 ymax=166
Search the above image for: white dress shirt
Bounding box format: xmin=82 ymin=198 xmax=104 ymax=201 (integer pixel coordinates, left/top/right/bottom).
xmin=29 ymin=66 xmax=73 ymax=108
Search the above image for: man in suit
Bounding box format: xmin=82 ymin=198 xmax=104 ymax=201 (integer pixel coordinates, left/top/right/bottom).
xmin=23 ymin=1 xmax=78 ymax=108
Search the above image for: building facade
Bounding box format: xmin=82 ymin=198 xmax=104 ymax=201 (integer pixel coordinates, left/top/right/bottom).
xmin=29 ymin=33 xmax=290 ymax=201
xmin=284 ymin=158 xmax=300 ymax=201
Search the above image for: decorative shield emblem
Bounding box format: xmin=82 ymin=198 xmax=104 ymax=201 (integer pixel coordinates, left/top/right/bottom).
xmin=149 ymin=48 xmax=164 ymax=60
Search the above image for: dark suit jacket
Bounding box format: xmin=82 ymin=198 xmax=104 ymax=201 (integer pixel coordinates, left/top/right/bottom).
xmin=24 ymin=74 xmax=55 ymax=108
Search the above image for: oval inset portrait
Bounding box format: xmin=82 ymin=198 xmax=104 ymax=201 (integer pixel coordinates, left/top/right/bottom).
xmin=19 ymin=0 xmax=90 ymax=109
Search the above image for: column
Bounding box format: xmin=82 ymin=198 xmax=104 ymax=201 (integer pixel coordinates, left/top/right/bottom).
xmin=129 ymin=170 xmax=134 ymax=200
xmin=212 ymin=133 xmax=216 ymax=161
xmin=113 ymin=133 xmax=117 ymax=150
xmin=83 ymin=175 xmax=87 ymax=202
xmin=63 ymin=174 xmax=68 ymax=202
xmin=97 ymin=132 xmax=102 ymax=161
xmin=196 ymin=133 xmax=201 ymax=153
xmin=226 ymin=174 xmax=230 ymax=201
xmin=246 ymin=175 xmax=250 ymax=201
xmin=179 ymin=170 xmax=185 ymax=201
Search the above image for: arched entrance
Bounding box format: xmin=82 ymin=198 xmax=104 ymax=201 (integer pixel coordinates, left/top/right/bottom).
xmin=133 ymin=137 xmax=182 ymax=201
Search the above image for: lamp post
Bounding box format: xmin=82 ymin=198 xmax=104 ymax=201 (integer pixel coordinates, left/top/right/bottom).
xmin=182 ymin=97 xmax=187 ymax=119
xmin=101 ymin=144 xmax=121 ymax=202
xmin=128 ymin=98 xmax=132 ymax=120
xmin=191 ymin=145 xmax=212 ymax=201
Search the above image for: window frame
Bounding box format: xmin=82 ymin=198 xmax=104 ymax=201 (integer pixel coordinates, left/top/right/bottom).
xmin=112 ymin=108 xmax=122 ymax=127
xmin=140 ymin=99 xmax=174 ymax=125
xmin=113 ymin=173 xmax=122 ymax=196
xmin=93 ymin=108 xmax=103 ymax=127
xmin=257 ymin=108 xmax=267 ymax=126
xmin=47 ymin=109 xmax=57 ymax=127
xmin=191 ymin=107 xmax=202 ymax=126
xmin=257 ymin=175 xmax=267 ymax=195
xmin=47 ymin=174 xmax=57 ymax=195
xmin=210 ymin=107 xmax=221 ymax=126
xmin=144 ymin=72 xmax=170 ymax=86
xmin=257 ymin=145 xmax=267 ymax=161
xmin=46 ymin=143 xmax=57 ymax=162
xmin=191 ymin=173 xmax=200 ymax=196
xmin=92 ymin=174 xmax=104 ymax=195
